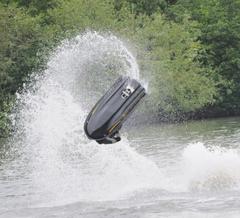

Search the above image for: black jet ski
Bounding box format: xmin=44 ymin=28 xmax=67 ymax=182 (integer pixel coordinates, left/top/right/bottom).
xmin=84 ymin=76 xmax=146 ymax=144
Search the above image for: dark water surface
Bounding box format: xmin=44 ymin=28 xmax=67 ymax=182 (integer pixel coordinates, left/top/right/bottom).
xmin=1 ymin=117 xmax=240 ymax=218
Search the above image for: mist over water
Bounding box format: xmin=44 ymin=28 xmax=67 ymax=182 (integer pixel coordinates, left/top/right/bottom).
xmin=45 ymin=32 xmax=142 ymax=109
xmin=1 ymin=32 xmax=240 ymax=217
xmin=2 ymin=32 xmax=163 ymax=205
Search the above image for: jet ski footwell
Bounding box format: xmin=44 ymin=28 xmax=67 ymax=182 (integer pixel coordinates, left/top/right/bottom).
xmin=84 ymin=76 xmax=146 ymax=144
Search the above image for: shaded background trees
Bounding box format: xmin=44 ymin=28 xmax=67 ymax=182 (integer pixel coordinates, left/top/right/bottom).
xmin=1 ymin=0 xmax=240 ymax=136
xmin=172 ymin=0 xmax=240 ymax=114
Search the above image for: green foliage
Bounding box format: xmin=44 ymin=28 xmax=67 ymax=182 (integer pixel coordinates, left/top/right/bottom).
xmin=172 ymin=0 xmax=240 ymax=111
xmin=0 ymin=2 xmax=59 ymax=137
xmin=1 ymin=0 xmax=240 ymax=137
xmin=0 ymin=4 xmax=40 ymax=98
xmin=131 ymin=15 xmax=217 ymax=116
xmin=49 ymin=0 xmax=116 ymax=34
xmin=114 ymin=0 xmax=178 ymax=16
xmin=0 ymin=98 xmax=13 ymax=137
xmin=0 ymin=0 xmax=59 ymax=15
xmin=126 ymin=0 xmax=166 ymax=15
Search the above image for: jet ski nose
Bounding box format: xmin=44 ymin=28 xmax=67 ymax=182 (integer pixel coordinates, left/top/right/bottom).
xmin=84 ymin=76 xmax=146 ymax=144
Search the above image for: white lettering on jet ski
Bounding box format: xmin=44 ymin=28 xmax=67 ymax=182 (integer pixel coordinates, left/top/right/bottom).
xmin=121 ymin=85 xmax=134 ymax=99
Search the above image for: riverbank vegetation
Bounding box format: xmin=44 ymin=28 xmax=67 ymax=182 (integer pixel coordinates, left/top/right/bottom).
xmin=1 ymin=0 xmax=240 ymax=137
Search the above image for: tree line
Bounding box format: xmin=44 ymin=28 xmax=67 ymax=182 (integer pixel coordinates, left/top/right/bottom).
xmin=1 ymin=0 xmax=240 ymax=137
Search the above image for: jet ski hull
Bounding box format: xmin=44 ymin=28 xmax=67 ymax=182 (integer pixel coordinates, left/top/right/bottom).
xmin=84 ymin=76 xmax=146 ymax=144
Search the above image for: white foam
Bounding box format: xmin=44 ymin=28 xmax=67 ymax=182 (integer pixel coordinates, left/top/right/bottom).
xmin=7 ymin=32 xmax=164 ymax=206
xmin=177 ymin=142 xmax=240 ymax=192
xmin=9 ymin=31 xmax=240 ymax=208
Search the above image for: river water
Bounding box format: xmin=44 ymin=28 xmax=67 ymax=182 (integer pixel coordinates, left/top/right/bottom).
xmin=1 ymin=117 xmax=240 ymax=218
xmin=1 ymin=32 xmax=240 ymax=218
